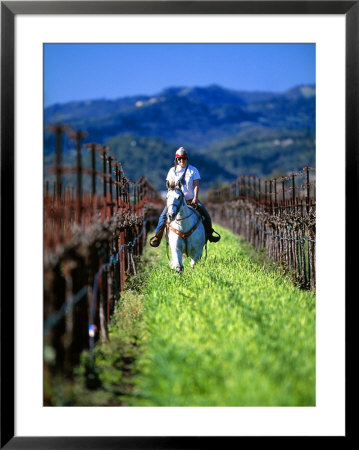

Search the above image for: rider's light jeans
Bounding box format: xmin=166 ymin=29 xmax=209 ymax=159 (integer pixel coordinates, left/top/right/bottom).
xmin=156 ymin=206 xmax=168 ymax=234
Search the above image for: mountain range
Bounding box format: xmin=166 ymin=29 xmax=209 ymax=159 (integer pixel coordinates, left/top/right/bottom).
xmin=44 ymin=84 xmax=315 ymax=191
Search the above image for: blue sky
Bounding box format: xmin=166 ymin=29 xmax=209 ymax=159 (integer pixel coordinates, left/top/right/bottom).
xmin=44 ymin=43 xmax=315 ymax=107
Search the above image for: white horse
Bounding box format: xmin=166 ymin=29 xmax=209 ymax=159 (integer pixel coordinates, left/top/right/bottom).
xmin=166 ymin=184 xmax=206 ymax=273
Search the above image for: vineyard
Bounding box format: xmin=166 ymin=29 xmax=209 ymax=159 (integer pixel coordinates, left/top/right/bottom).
xmin=46 ymin=226 xmax=315 ymax=406
xmin=43 ymin=125 xmax=316 ymax=405
xmin=44 ymin=125 xmax=162 ymax=380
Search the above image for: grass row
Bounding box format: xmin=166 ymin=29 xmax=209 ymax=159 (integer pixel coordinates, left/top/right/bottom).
xmin=127 ymin=225 xmax=316 ymax=406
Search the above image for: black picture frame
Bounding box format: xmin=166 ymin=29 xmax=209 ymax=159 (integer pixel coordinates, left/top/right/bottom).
xmin=1 ymin=1 xmax=354 ymax=447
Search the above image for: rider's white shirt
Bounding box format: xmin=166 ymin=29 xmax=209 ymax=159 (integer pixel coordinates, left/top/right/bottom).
xmin=166 ymin=164 xmax=200 ymax=200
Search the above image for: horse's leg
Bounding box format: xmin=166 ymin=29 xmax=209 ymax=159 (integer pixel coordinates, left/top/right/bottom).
xmin=175 ymin=248 xmax=184 ymax=273
xmin=171 ymin=246 xmax=183 ymax=272
xmin=189 ymin=225 xmax=205 ymax=269
xmin=189 ymin=242 xmax=203 ymax=269
xmin=190 ymin=248 xmax=203 ymax=269
xmin=169 ymin=234 xmax=184 ymax=273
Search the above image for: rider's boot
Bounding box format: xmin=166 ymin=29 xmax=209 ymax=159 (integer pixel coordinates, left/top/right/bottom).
xmin=204 ymin=221 xmax=220 ymax=242
xmin=149 ymin=223 xmax=166 ymax=247
xmin=196 ymin=204 xmax=221 ymax=243
xmin=207 ymin=228 xmax=221 ymax=243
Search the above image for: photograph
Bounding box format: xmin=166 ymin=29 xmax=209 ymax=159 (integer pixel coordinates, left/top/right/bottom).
xmin=43 ymin=42 xmax=317 ymax=407
xmin=2 ymin=1 xmax=351 ymax=445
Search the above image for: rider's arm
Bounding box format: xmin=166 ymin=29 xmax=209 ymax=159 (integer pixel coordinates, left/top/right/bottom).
xmin=192 ymin=179 xmax=199 ymax=204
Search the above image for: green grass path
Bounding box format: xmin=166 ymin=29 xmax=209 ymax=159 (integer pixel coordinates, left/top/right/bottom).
xmin=126 ymin=224 xmax=315 ymax=406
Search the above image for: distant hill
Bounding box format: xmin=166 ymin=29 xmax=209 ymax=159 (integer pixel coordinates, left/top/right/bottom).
xmin=106 ymin=134 xmax=236 ymax=191
xmin=205 ymin=126 xmax=315 ymax=178
xmin=44 ymin=84 xmax=315 ymax=189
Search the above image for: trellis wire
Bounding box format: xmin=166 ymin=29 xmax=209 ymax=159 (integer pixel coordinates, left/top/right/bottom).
xmin=207 ymin=167 xmax=316 ymax=290
xmin=44 ymin=218 xmax=151 ymax=336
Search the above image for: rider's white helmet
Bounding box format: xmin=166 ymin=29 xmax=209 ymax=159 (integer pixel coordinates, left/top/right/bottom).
xmin=175 ymin=147 xmax=188 ymax=160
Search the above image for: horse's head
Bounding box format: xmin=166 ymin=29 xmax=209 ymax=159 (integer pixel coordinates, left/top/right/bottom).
xmin=166 ymin=185 xmax=184 ymax=222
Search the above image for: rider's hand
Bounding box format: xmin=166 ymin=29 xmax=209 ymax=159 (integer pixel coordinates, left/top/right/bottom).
xmin=191 ymin=199 xmax=198 ymax=206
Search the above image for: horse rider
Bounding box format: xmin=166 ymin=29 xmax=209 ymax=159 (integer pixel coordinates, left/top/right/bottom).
xmin=149 ymin=147 xmax=221 ymax=247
